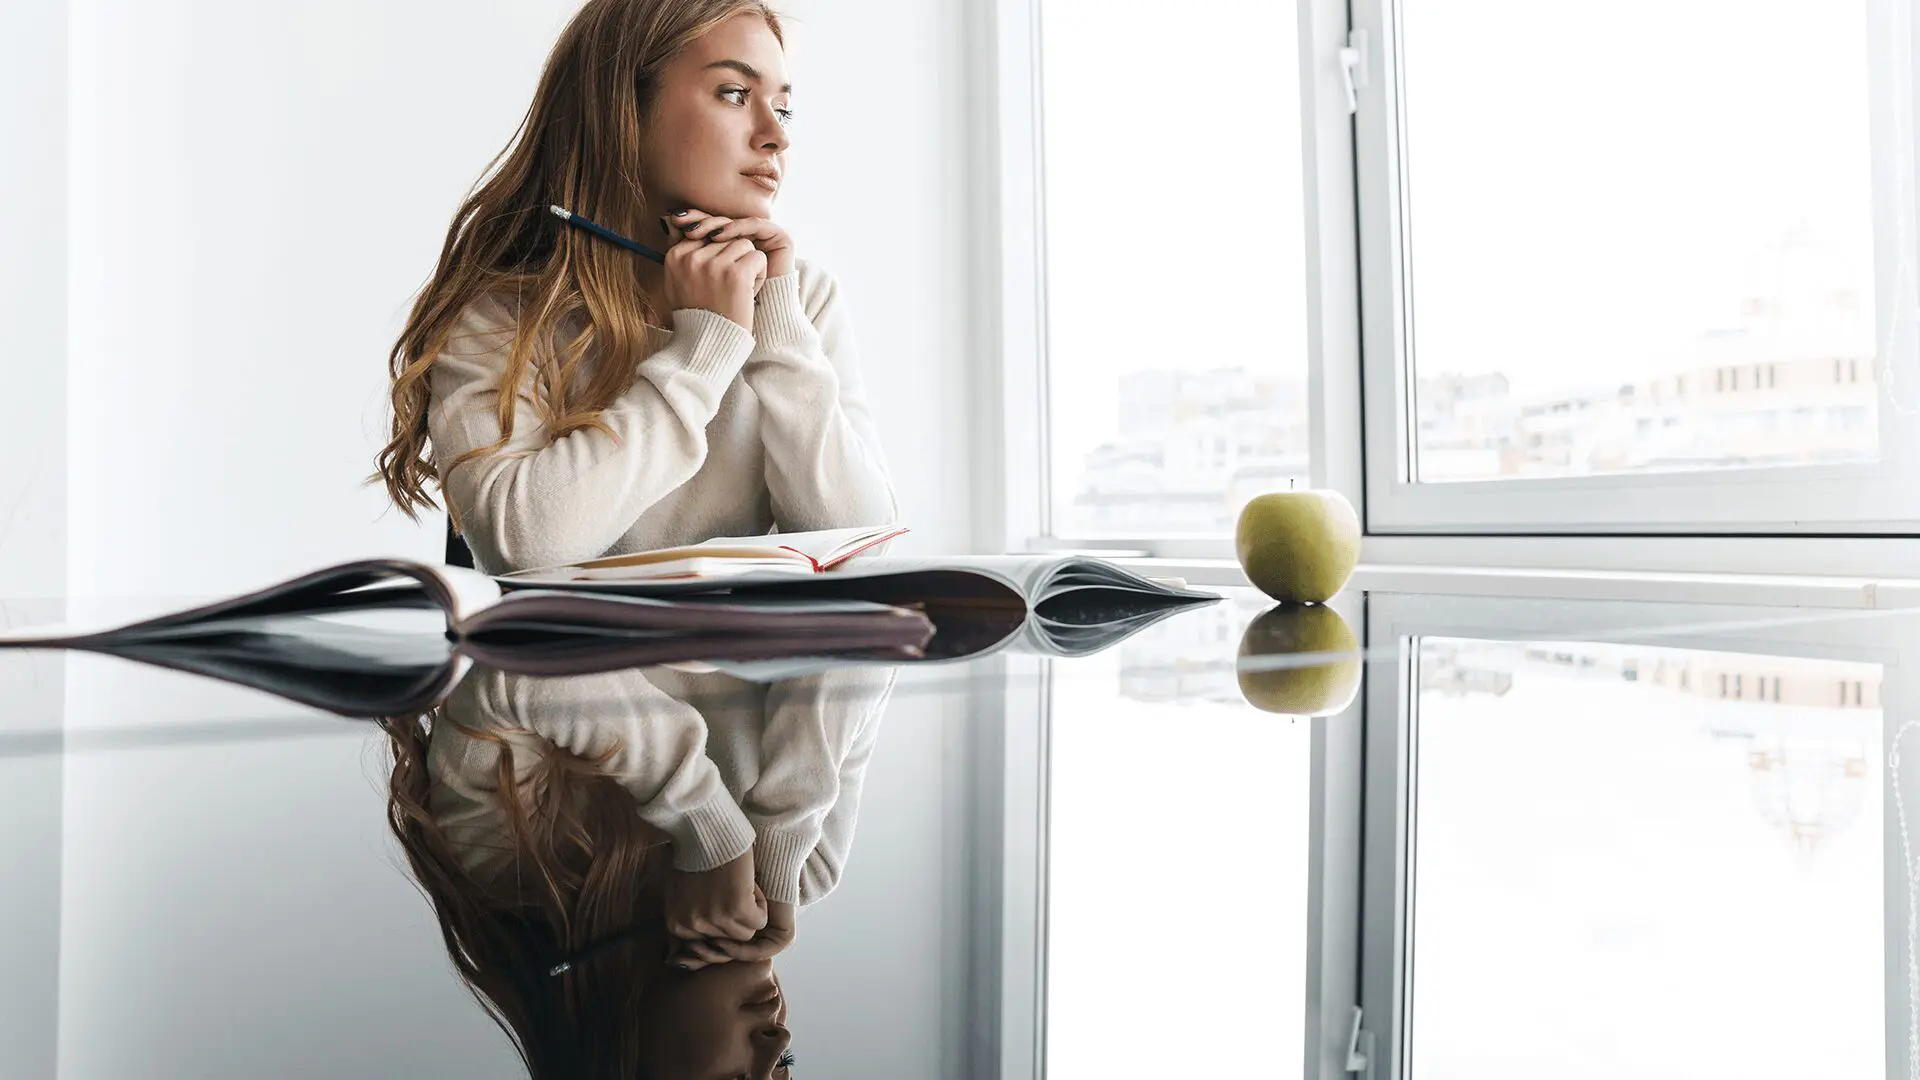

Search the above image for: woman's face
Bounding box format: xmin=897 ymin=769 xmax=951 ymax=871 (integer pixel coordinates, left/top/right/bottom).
xmin=638 ymin=958 xmax=793 ymax=1080
xmin=641 ymin=13 xmax=793 ymax=220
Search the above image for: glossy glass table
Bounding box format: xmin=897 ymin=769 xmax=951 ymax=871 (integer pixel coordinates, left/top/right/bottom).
xmin=0 ymin=585 xmax=1908 ymax=1079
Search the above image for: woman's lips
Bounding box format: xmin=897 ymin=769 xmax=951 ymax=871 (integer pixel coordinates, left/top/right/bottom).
xmin=744 ymin=975 xmax=782 ymax=1010
xmin=743 ymin=173 xmax=779 ymax=193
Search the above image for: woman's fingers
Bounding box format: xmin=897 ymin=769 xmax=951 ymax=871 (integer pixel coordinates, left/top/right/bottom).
xmin=671 ymin=938 xmax=734 ymax=971
xmin=716 ymin=239 xmax=769 ymax=289
xmin=681 ymin=235 xmax=738 ymax=271
xmin=716 ymin=900 xmax=769 ymax=940
xmin=704 ymin=217 xmax=787 ymax=246
xmin=715 ymin=236 xmax=759 ymax=259
xmin=667 ymin=211 xmax=793 ymax=280
xmin=681 ymin=215 xmax=733 ymax=242
xmin=712 ymin=937 xmax=774 ymax=962
xmin=667 ymin=207 xmax=714 ymax=231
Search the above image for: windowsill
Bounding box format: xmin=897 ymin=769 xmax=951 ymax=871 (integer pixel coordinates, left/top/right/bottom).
xmin=1118 ymin=558 xmax=1920 ymax=610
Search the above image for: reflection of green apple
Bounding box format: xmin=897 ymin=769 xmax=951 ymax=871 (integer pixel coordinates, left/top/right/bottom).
xmin=1237 ymin=605 xmax=1361 ymax=716
xmin=1235 ymin=490 xmax=1361 ymax=604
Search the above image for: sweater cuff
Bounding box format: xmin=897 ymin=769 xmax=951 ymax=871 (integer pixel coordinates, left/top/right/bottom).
xmin=662 ymin=792 xmax=757 ymax=873
xmin=751 ymin=274 xmax=818 ymax=349
xmin=669 ymin=307 xmax=758 ymax=381
xmin=753 ymin=826 xmax=814 ymax=906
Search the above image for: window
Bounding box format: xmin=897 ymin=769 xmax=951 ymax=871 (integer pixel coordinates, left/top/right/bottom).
xmin=1034 ymin=0 xmax=1313 ymax=540
xmin=1001 ymin=0 xmax=1920 ymax=552
xmin=1357 ymin=0 xmax=1920 ymax=532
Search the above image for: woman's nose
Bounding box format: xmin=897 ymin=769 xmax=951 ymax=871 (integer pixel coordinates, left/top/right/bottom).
xmin=751 ymin=1024 xmax=792 ymax=1078
xmin=758 ymin=111 xmax=790 ymax=154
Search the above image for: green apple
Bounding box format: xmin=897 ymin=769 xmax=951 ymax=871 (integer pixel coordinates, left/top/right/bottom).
xmin=1234 ymin=489 xmax=1360 ymax=604
xmin=1236 ymin=604 xmax=1362 ymax=715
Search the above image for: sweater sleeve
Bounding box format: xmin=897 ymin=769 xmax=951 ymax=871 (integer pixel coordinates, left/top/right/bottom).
xmin=427 ymin=295 xmax=758 ymax=574
xmin=447 ymin=667 xmax=756 ymax=874
xmin=744 ymin=264 xmax=898 ymax=532
xmin=743 ymin=666 xmax=898 ymax=906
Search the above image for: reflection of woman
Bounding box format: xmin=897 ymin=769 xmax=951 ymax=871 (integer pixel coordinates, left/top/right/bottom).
xmin=373 ymin=0 xmax=894 ymax=574
xmin=379 ymin=663 xmax=894 ymax=1079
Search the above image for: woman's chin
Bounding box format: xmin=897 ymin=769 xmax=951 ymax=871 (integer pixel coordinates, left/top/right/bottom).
xmin=691 ymin=191 xmax=775 ymax=220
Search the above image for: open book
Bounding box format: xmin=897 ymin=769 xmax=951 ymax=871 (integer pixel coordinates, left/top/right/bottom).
xmin=503 ymin=525 xmax=910 ymax=585
xmin=486 ymin=531 xmax=1220 ymax=658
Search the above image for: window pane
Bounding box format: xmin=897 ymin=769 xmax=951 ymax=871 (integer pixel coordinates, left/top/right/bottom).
xmin=1403 ymin=2 xmax=1881 ymax=482
xmin=1040 ymin=0 xmax=1312 ymax=536
xmin=1410 ymin=637 xmax=1885 ymax=1075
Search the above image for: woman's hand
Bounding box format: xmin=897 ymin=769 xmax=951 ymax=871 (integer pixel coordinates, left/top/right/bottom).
xmin=661 ymin=214 xmax=768 ymax=331
xmin=668 ymin=901 xmax=797 ymax=971
xmin=663 ymin=853 xmax=768 ymax=943
xmin=668 ymin=209 xmax=796 ymax=281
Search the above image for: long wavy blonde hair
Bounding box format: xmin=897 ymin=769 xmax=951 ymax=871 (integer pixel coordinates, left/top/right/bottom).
xmin=373 ymin=0 xmax=784 ymax=529
xmin=380 ymin=709 xmax=676 ymax=1078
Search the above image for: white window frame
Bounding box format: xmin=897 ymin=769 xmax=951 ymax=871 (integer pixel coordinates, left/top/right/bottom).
xmin=1363 ymin=592 xmax=1915 ymax=1078
xmin=985 ymin=0 xmax=1364 ymax=561
xmin=1354 ymin=0 xmax=1920 ymax=535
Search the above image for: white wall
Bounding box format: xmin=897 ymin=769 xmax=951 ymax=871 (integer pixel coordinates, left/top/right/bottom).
xmin=0 ymin=0 xmax=68 ymax=598
xmin=772 ymin=0 xmax=980 ymax=557
xmin=58 ymin=0 xmax=982 ymax=603
xmin=66 ymin=0 xmax=581 ymax=597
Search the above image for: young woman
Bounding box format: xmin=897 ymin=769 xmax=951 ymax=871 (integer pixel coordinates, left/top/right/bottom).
xmin=374 ymin=0 xmax=895 ymax=575
xmin=381 ymin=662 xmax=896 ymax=1079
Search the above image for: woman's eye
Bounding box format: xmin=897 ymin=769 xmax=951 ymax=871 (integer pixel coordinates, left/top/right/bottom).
xmin=775 ymin=107 xmax=796 ymax=127
xmin=720 ymin=87 xmax=749 ymax=105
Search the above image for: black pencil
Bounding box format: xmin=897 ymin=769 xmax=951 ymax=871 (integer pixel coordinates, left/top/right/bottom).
xmin=547 ymin=204 xmax=667 ymax=265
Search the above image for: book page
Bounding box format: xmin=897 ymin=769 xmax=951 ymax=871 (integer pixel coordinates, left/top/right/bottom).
xmin=504 ymin=556 xmax=816 ymax=587
xmin=833 ymin=554 xmax=1067 ymax=597
xmin=766 ymin=525 xmax=910 ymax=568
xmin=413 ymin=564 xmax=509 ymax=627
xmin=0 ymin=560 xmax=504 ymax=647
xmin=504 ymin=541 xmax=805 ymax=577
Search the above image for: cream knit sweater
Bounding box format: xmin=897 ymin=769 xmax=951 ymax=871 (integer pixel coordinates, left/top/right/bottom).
xmin=427 ymin=664 xmax=897 ymax=908
xmin=428 ymin=261 xmax=897 ymax=575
